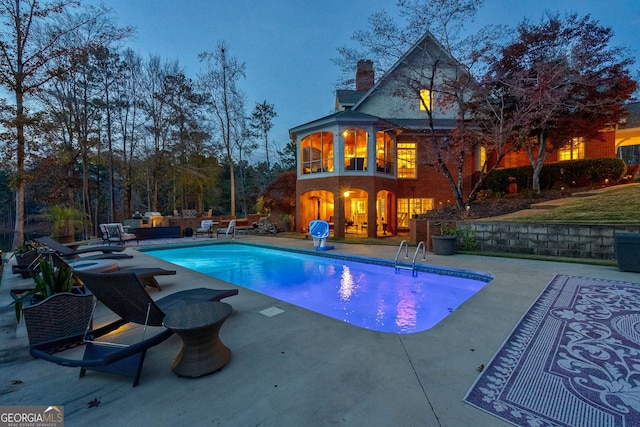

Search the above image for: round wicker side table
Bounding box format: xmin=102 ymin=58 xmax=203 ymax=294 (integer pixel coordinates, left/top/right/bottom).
xmin=162 ymin=301 xmax=232 ymax=377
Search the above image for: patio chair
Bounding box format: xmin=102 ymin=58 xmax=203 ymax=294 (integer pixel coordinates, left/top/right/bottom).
xmin=195 ymin=219 xmax=215 ymax=237
xmin=29 ymin=271 xmax=239 ymax=387
xmin=34 ymin=236 xmax=133 ymax=260
xmin=216 ymin=220 xmax=236 ymax=239
xmin=104 ymin=223 xmax=138 ymax=246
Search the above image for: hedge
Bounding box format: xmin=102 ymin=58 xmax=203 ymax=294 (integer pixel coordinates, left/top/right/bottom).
xmin=485 ymin=158 xmax=627 ymax=193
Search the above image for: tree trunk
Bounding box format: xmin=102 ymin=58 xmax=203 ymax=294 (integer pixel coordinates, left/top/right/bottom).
xmin=12 ymin=86 xmax=25 ymax=250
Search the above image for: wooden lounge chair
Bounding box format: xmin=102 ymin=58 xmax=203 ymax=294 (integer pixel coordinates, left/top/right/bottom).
xmin=11 ymin=248 xmax=43 ymax=278
xmin=29 ymin=271 xmax=239 ymax=387
xmin=34 ymin=236 xmax=133 ymax=260
xmin=118 ymin=267 xmax=176 ymax=291
xmin=48 ymin=251 xmax=174 ymax=291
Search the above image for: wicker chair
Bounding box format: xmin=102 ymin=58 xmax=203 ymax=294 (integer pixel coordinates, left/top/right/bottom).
xmin=29 ymin=271 xmax=238 ymax=387
xmin=22 ymin=292 xmax=95 ymax=346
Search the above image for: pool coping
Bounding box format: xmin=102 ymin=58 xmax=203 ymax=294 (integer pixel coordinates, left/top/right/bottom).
xmin=139 ymin=240 xmax=494 ymax=283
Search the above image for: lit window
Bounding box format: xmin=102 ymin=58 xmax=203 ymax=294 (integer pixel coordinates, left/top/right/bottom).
xmin=375 ymin=131 xmax=395 ymax=174
xmin=343 ymin=128 xmax=368 ymax=171
xmin=419 ymin=89 xmax=432 ymax=111
xmin=397 ymin=198 xmax=434 ymax=227
xmin=475 ymin=145 xmax=487 ymax=172
xmin=300 ymin=132 xmax=334 ymax=174
xmin=397 ymin=142 xmax=416 ymax=178
xmin=558 ymin=137 xmax=584 ymax=161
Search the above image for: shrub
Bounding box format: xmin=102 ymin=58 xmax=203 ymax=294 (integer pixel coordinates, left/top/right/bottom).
xmin=486 ymin=158 xmax=626 ymax=192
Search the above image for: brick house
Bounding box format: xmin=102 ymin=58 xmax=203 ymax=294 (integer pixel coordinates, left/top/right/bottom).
xmin=616 ymin=102 xmax=640 ymax=175
xmin=289 ymin=31 xmax=639 ymax=238
xmin=289 ymin=32 xmax=475 ymax=238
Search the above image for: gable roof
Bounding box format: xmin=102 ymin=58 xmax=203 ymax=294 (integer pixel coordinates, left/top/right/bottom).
xmin=352 ymin=30 xmax=461 ymax=111
xmin=620 ymin=102 xmax=640 ymax=129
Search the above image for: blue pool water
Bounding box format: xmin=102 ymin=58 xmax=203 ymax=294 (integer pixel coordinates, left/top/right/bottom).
xmin=147 ymin=244 xmax=491 ymax=334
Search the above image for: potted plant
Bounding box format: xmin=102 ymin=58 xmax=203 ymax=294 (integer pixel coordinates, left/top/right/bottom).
xmin=48 ymin=206 xmax=87 ymax=243
xmin=11 ymin=257 xmax=93 ymax=345
xmin=281 ymin=214 xmax=294 ymax=232
xmin=431 ymin=222 xmax=458 ymax=255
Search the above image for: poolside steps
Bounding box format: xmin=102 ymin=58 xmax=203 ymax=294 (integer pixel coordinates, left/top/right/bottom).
xmin=394 ymin=262 xmax=417 ymax=276
xmin=394 ymin=241 xmax=426 ymax=277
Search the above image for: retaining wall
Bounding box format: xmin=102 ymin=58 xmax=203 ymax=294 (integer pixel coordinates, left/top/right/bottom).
xmin=457 ymin=222 xmax=640 ymax=260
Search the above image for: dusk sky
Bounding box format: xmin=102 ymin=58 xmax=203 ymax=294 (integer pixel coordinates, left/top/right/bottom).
xmin=95 ymin=0 xmax=640 ymax=155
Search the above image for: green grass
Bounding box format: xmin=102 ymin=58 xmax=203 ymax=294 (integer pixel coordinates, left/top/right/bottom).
xmin=511 ymin=185 xmax=640 ymax=224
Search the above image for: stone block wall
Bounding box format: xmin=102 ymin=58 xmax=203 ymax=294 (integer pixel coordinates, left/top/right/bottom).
xmin=457 ymin=221 xmax=640 ymax=260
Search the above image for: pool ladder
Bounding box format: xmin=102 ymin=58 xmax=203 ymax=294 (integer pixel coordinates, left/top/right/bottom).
xmin=394 ymin=240 xmax=426 ymax=277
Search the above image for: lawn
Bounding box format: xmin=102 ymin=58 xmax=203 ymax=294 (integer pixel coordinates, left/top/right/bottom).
xmin=512 ymin=184 xmax=640 ymax=224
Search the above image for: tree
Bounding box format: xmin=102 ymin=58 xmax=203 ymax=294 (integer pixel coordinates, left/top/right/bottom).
xmin=198 ymin=41 xmax=247 ymax=217
xmin=139 ymin=55 xmax=178 ymax=211
xmin=249 ymin=100 xmax=277 ymax=181
xmin=276 ymin=140 xmax=297 ymax=171
xmin=0 ymin=1 xmax=127 ymax=247
xmin=113 ymin=48 xmax=143 ymax=221
xmin=486 ymin=13 xmax=637 ymax=193
xmin=335 ymin=0 xmax=490 ymax=208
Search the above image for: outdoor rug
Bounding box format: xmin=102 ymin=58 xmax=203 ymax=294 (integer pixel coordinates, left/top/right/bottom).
xmin=464 ymin=274 xmax=640 ymax=427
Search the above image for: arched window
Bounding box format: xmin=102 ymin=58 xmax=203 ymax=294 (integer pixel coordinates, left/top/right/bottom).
xmin=300 ymin=132 xmax=334 ymax=174
xmin=343 ymin=128 xmax=368 ymax=171
xmin=375 ymin=131 xmax=395 ymax=174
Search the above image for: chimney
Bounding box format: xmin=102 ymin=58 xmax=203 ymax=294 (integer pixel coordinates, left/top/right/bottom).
xmin=355 ymin=60 xmax=374 ymax=91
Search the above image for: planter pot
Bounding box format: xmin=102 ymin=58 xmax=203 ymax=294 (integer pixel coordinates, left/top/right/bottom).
xmin=432 ymin=235 xmax=457 ymax=255
xmin=20 ymin=292 xmax=94 ymax=346
xmin=615 ymin=232 xmax=640 ymax=272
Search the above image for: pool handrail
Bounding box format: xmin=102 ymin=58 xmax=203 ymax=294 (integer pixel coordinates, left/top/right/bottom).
xmin=395 ymin=240 xmax=426 ymax=277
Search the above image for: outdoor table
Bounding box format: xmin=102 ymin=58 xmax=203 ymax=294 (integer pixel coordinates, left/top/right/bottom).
xmin=162 ymin=301 xmax=232 ymax=377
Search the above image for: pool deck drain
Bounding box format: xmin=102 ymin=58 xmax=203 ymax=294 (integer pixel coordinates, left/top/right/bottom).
xmin=259 ymin=307 xmax=285 ymax=317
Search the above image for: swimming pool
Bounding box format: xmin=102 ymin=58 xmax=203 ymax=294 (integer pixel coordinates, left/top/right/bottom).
xmin=146 ymin=243 xmax=492 ymax=334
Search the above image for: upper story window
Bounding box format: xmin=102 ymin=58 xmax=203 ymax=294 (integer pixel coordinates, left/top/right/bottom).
xmin=300 ymin=132 xmax=334 ymax=175
xmin=343 ymin=128 xmax=368 ymax=171
xmin=397 ymin=142 xmax=416 ymax=178
xmin=558 ymin=137 xmax=584 ymax=161
xmin=375 ymin=131 xmax=395 ymax=174
xmin=419 ymin=89 xmax=432 ymax=111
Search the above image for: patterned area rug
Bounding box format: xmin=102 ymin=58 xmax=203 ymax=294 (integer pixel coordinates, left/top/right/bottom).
xmin=464 ymin=274 xmax=640 ymax=427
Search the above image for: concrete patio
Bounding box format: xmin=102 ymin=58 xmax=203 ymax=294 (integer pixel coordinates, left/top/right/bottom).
xmin=1 ymin=235 xmax=638 ymax=426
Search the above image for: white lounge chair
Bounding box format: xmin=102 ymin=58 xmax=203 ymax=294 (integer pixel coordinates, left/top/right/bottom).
xmin=216 ymin=220 xmax=236 ymax=239
xmin=309 ymin=220 xmax=333 ymax=250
